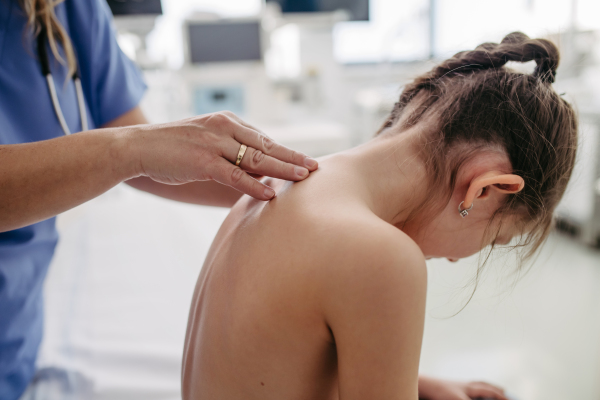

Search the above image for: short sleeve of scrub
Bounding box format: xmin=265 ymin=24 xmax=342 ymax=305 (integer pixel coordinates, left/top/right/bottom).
xmin=0 ymin=1 xmax=146 ymax=399
xmin=63 ymin=0 xmax=147 ymax=127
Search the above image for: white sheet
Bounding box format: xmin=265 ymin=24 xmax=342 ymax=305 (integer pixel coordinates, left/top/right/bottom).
xmin=37 ymin=184 xmax=228 ymax=400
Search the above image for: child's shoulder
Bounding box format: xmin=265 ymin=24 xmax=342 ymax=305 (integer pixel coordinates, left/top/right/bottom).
xmin=307 ymin=213 xmax=428 ymax=344
xmin=304 ymin=210 xmax=427 ymax=292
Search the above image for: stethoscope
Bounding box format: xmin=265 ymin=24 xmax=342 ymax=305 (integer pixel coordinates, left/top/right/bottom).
xmin=37 ymin=26 xmax=88 ymax=136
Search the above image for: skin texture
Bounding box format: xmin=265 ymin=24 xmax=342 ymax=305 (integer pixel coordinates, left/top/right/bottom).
xmin=182 ymin=126 xmax=512 ymax=400
xmin=0 ymin=108 xmax=318 ymax=232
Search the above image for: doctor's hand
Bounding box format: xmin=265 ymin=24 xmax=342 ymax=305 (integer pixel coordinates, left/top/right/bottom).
xmin=418 ymin=376 xmax=508 ymax=400
xmin=121 ymin=111 xmax=318 ymax=201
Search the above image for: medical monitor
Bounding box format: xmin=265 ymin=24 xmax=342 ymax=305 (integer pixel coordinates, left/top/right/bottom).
xmin=187 ymin=21 xmax=262 ymax=64
xmin=106 ymin=0 xmax=163 ymax=16
xmin=267 ymin=0 xmax=369 ymax=21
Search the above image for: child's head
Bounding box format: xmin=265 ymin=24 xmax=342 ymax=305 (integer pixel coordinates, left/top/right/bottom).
xmin=379 ymin=32 xmax=578 ymax=261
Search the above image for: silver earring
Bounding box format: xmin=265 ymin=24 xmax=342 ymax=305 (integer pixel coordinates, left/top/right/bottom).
xmin=458 ymin=201 xmax=473 ymax=218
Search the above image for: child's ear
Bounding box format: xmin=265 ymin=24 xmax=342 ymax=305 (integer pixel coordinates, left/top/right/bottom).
xmin=463 ymin=171 xmax=525 ymax=208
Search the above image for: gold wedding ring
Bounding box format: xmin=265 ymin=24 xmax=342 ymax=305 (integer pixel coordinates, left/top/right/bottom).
xmin=235 ymin=144 xmax=248 ymax=166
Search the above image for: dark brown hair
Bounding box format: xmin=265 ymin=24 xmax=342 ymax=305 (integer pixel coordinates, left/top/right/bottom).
xmin=380 ymin=32 xmax=578 ymax=262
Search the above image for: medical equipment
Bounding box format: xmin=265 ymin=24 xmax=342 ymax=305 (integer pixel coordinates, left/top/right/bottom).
xmin=193 ymin=85 xmax=245 ymax=116
xmin=186 ymin=20 xmax=263 ymax=64
xmin=107 ymin=0 xmax=163 ymax=68
xmin=267 ymin=0 xmax=370 ymax=21
xmin=37 ymin=27 xmax=88 ymax=136
xmin=182 ymin=17 xmax=265 ymax=119
xmin=106 ymin=0 xmax=162 ymax=16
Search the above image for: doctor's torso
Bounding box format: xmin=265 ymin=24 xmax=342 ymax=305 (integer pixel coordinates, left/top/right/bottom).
xmin=0 ymin=1 xmax=145 ymax=399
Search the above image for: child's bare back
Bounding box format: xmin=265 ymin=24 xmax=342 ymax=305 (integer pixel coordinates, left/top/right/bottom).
xmin=181 ymin=157 xmax=427 ymax=400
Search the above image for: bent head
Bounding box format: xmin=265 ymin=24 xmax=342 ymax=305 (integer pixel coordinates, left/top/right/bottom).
xmin=380 ymin=32 xmax=578 ymax=261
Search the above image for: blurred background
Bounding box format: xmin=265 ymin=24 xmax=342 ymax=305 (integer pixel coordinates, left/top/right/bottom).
xmin=37 ymin=0 xmax=600 ymax=399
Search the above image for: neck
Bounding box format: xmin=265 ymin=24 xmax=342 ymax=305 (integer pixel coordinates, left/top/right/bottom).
xmin=320 ymin=131 xmax=429 ymax=227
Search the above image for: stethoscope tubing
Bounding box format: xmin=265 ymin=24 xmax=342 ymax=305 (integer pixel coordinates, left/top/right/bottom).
xmin=74 ymin=78 xmax=88 ymax=133
xmin=37 ymin=26 xmax=88 ymax=136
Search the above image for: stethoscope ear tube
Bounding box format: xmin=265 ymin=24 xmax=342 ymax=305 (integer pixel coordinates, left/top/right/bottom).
xmin=74 ymin=78 xmax=88 ymax=132
xmin=37 ymin=26 xmax=88 ymax=136
xmin=36 ymin=26 xmax=51 ymax=76
xmin=45 ymin=74 xmax=72 ymax=135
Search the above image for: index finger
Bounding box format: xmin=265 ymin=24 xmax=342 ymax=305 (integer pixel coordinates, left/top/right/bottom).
xmin=208 ymin=158 xmax=276 ymax=201
xmin=228 ymin=119 xmax=319 ymax=172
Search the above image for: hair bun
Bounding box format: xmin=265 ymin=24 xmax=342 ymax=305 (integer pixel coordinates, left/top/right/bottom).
xmin=433 ymin=31 xmax=560 ymax=84
xmin=500 ymin=31 xmax=530 ymax=45
xmin=499 ymin=31 xmax=559 ymax=83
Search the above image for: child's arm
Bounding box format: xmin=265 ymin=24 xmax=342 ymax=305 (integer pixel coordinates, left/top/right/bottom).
xmin=322 ymin=228 xmax=427 ymax=399
xmin=418 ymin=375 xmax=508 ymax=400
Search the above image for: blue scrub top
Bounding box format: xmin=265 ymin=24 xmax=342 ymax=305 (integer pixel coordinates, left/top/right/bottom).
xmin=0 ymin=1 xmax=146 ymax=398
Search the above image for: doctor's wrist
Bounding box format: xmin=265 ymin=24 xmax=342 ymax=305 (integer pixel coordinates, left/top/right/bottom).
xmin=108 ymin=126 xmax=146 ymax=182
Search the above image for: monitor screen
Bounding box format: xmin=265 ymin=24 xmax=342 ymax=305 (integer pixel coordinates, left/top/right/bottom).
xmin=188 ymin=22 xmax=262 ymax=64
xmin=268 ymin=0 xmax=369 ymax=21
xmin=106 ymin=0 xmax=163 ymax=16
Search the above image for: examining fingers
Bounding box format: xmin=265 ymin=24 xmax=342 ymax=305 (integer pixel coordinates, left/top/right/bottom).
xmin=228 ymin=119 xmax=319 ymax=171
xmin=209 ymin=159 xmax=276 ymax=201
xmin=237 ymin=144 xmax=309 ymax=181
xmin=243 ymin=147 xmax=309 ymax=180
xmin=129 ymin=111 xmax=316 ymax=193
xmin=225 ymin=139 xmax=310 ymax=181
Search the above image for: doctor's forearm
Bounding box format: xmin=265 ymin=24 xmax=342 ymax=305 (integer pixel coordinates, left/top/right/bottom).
xmin=0 ymin=129 xmax=135 ymax=232
xmin=0 ymin=107 xmax=314 ymax=231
